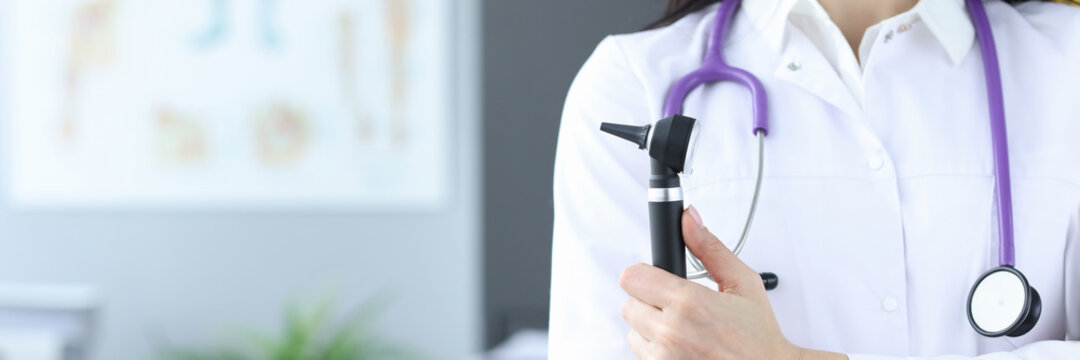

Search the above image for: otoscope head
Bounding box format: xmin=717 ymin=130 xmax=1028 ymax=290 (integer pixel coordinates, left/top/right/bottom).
xmin=601 ymin=115 xmax=700 ymax=174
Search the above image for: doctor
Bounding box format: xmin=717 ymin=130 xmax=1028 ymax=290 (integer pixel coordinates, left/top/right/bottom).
xmin=550 ymin=0 xmax=1080 ymax=359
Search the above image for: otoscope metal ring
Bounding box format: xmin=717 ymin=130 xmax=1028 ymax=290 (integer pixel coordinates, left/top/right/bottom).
xmin=599 ymin=0 xmax=1038 ymax=321
xmin=599 ymin=0 xmax=776 ymax=290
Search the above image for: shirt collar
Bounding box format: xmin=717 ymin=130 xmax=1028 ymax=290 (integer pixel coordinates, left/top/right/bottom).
xmin=741 ymin=0 xmax=975 ymax=65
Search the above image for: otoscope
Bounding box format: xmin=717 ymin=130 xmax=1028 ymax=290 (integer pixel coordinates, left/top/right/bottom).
xmin=601 ymin=116 xmax=778 ymax=290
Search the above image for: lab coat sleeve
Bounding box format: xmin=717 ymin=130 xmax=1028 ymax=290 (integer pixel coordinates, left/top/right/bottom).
xmin=848 ymin=204 xmax=1080 ymax=359
xmin=548 ymin=35 xmax=653 ymax=359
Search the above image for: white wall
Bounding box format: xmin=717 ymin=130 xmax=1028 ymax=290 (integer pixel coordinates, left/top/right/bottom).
xmin=0 ymin=0 xmax=482 ymax=358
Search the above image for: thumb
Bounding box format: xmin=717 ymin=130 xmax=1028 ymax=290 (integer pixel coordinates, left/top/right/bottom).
xmin=683 ymin=205 xmax=762 ymax=294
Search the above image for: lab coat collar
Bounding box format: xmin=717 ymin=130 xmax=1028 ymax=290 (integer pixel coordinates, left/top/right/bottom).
xmin=741 ymin=0 xmax=975 ymax=65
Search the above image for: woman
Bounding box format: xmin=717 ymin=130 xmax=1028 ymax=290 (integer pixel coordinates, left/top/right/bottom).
xmin=550 ymin=0 xmax=1080 ymax=358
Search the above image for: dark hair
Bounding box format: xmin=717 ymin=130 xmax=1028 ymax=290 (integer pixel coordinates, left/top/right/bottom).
xmin=646 ymin=0 xmax=720 ymax=29
xmin=645 ymin=0 xmax=1056 ymax=30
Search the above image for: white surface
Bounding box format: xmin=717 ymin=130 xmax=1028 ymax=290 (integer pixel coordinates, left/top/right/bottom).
xmin=970 ymin=270 xmax=1026 ymax=334
xmin=4 ymin=0 xmax=453 ymax=209
xmin=0 ymin=330 xmax=63 ymax=360
xmin=550 ymin=0 xmax=1080 ymax=358
xmin=0 ymin=283 xmax=97 ymax=356
xmin=0 ymin=284 xmax=97 ymax=311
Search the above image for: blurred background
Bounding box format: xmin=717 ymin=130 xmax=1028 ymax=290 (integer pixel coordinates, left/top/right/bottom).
xmin=0 ymin=0 xmax=660 ymax=359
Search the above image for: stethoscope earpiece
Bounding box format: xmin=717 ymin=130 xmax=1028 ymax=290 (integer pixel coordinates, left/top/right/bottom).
xmin=967 ymin=266 xmax=1042 ymax=337
xmin=760 ymin=272 xmax=779 ymax=291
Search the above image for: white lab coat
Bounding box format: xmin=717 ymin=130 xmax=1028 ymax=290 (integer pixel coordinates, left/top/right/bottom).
xmin=549 ymin=0 xmax=1080 ymax=358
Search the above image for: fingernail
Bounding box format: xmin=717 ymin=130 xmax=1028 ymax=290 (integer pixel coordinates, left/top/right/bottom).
xmin=687 ymin=205 xmax=703 ymax=229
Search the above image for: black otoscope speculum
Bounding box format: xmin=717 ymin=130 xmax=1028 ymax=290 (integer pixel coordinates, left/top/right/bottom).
xmin=602 ymin=115 xmax=778 ymax=291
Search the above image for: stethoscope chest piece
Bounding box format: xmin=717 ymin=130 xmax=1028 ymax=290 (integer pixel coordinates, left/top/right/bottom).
xmin=601 ymin=0 xmax=1045 ymax=336
xmin=966 ymin=266 xmax=1041 ymax=337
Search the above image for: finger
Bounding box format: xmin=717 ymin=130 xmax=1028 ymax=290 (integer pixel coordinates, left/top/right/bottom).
xmin=682 ymin=206 xmax=761 ymax=293
xmin=621 ymin=297 xmax=662 ymax=340
xmin=619 ymin=263 xmax=687 ymax=308
xmin=628 ymin=330 xmax=650 ymax=360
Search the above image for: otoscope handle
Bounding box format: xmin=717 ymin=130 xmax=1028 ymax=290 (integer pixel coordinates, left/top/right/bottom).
xmin=649 ymin=198 xmax=687 ymax=278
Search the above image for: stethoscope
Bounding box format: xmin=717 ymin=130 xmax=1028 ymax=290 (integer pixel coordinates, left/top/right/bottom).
xmin=601 ymin=0 xmax=1040 ymax=338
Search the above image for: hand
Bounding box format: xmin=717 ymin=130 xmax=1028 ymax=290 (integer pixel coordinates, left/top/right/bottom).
xmin=619 ymin=206 xmax=846 ymax=360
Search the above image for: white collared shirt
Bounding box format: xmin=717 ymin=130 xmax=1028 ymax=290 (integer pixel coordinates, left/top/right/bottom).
xmin=549 ymin=0 xmax=1080 ymax=358
xmin=767 ymin=0 xmax=977 ymax=107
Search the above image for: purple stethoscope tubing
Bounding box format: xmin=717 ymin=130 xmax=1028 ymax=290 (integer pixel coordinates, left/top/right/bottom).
xmin=662 ymin=0 xmax=769 ymax=136
xmin=966 ymin=0 xmax=1015 ymax=267
xmin=665 ymin=0 xmax=1016 ymax=268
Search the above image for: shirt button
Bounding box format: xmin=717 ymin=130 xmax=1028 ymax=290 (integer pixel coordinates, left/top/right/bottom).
xmin=867 ymin=154 xmax=885 ymax=170
xmin=881 ymin=297 xmax=899 ymax=312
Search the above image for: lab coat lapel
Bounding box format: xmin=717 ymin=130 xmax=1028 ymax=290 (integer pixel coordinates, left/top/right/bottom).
xmin=771 ymin=25 xmax=862 ymax=121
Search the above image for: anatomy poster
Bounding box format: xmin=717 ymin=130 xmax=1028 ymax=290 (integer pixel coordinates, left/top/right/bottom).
xmin=4 ymin=0 xmax=453 ymax=208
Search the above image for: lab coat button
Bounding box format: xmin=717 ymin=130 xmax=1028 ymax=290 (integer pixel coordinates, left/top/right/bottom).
xmin=787 ymin=61 xmax=801 ymax=71
xmin=868 ymin=155 xmax=885 ymax=170
xmin=882 ymin=297 xmax=899 ymax=312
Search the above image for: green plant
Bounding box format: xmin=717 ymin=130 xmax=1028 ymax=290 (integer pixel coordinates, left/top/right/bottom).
xmin=160 ymin=297 xmax=414 ymax=360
